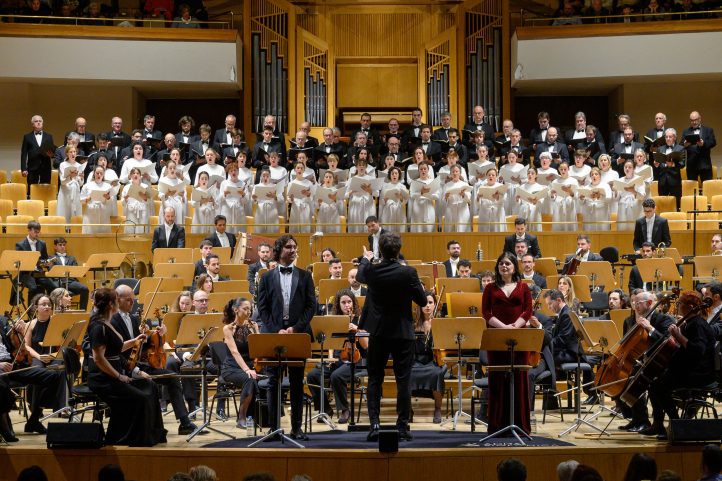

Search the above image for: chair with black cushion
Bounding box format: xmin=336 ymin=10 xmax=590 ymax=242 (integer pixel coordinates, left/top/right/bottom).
xmin=558 ymin=362 xmax=593 ymax=410
xmin=599 ymin=246 xmax=619 ymax=264
xmin=535 ymin=370 xmax=564 ymax=424
xmin=65 ymin=347 xmax=107 ymax=422
xmin=113 ymin=278 xmax=140 ymax=295
xmin=207 ymin=341 xmax=240 ymax=421
xmin=583 ymin=291 xmax=610 ymax=318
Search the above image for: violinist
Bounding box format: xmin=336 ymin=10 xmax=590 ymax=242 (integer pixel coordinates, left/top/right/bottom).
xmin=561 ymin=235 xmax=603 ymax=275
xmin=306 ymin=289 xmax=367 ymax=424
xmin=618 ymin=291 xmax=674 ymax=433
xmin=15 ymin=220 xmax=55 ymax=304
xmin=86 ymin=288 xmax=166 ymax=446
xmin=221 ymin=298 xmax=259 ymax=429
xmin=644 ymin=291 xmax=716 ymax=439
xmin=110 ymin=285 xmax=198 ymax=435
xmin=703 ymin=282 xmax=722 ymax=339
xmin=49 ymin=287 xmax=73 ymax=312
xmin=410 ymin=290 xmax=445 ymax=424
xmin=0 ymin=310 xmax=64 ymax=440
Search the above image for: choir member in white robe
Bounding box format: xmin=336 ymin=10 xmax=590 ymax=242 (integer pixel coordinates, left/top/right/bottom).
xmin=379 ymin=166 xmax=409 ymax=232
xmin=322 ymin=154 xmax=347 ymax=216
xmin=158 ymin=159 xmax=187 ymax=221
xmin=377 ymin=154 xmax=397 ymax=181
xmin=315 ymin=170 xmax=342 ymax=234
xmin=80 ymin=165 xmax=112 ymax=234
xmin=345 ymin=158 xmax=377 ymax=233
xmin=569 ymin=150 xmax=592 ymax=186
xmin=267 ymin=152 xmax=289 ymax=215
xmin=579 ymin=167 xmax=612 ymax=231
xmin=516 ymin=168 xmax=546 ymax=232
xmin=467 ymin=145 xmax=495 ymax=186
xmin=348 ymin=148 xmax=377 ymax=177
xmin=475 ymin=167 xmax=505 ymax=232
xmin=443 ymin=164 xmax=471 ymax=233
xmin=252 ymin=167 xmax=281 ymax=234
xmin=549 ymin=162 xmax=579 ymax=232
xmin=91 ymin=154 xmax=119 ymax=217
xmin=536 ymin=152 xmax=559 ymax=217
xmin=498 ymin=150 xmax=526 ymax=216
xmin=405 ymin=148 xmax=435 ymax=187
xmin=614 ymin=160 xmax=646 ymax=231
xmin=218 ymin=161 xmax=249 ymax=234
xmin=196 ymin=148 xmax=225 ymax=191
xmin=120 ymin=142 xmax=157 ymax=185
xmin=190 ymin=171 xmax=218 ymax=234
xmin=235 ymin=151 xmax=254 ymax=218
xmin=408 ymin=162 xmax=438 ymax=233
xmin=121 ymin=167 xmax=151 ymax=234
xmin=598 ymin=154 xmax=620 ymax=215
xmin=633 ymin=149 xmax=653 ymax=197
xmin=288 ymin=151 xmax=317 ymax=185
xmin=287 ymin=161 xmax=315 ymax=234
xmin=57 ymin=145 xmax=84 ymax=223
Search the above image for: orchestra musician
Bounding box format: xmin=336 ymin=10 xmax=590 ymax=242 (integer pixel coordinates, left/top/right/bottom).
xmin=86 ymin=288 xmax=167 ymax=446
xmin=503 ymin=218 xmax=542 ymax=259
xmin=15 ymin=221 xmax=56 ymax=305
xmin=633 ymin=198 xmax=672 ymax=253
xmin=47 ymin=237 xmax=90 ymax=310
xmin=410 ymin=290 xmax=445 ymax=424
xmin=562 ymin=235 xmax=603 ymax=275
xmin=712 ymin=234 xmax=722 ymax=254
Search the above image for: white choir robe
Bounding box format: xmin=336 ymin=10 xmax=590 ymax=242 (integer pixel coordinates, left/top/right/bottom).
xmin=600 ymin=169 xmax=620 ymax=215
xmin=579 ymin=183 xmax=612 ymax=231
xmin=253 ymin=186 xmax=281 ymax=234
xmin=287 ymin=178 xmax=315 ymax=234
xmin=346 ymin=175 xmax=377 ymax=233
xmin=315 ymin=190 xmax=342 ymax=234
xmin=380 ymin=184 xmax=409 ymax=233
xmin=190 ymin=186 xmax=219 ymax=234
xmin=550 ymin=178 xmax=579 ymax=232
xmin=238 ymin=168 xmax=254 ymax=217
xmin=408 ymin=179 xmax=438 ymax=233
xmin=158 ymin=176 xmax=187 ymax=221
xmin=516 ymin=182 xmax=546 ymax=232
xmin=80 ymin=181 xmax=112 ymax=234
xmin=58 ymin=161 xmax=84 ymax=223
xmin=475 ymin=182 xmax=506 ymax=233
xmin=536 ymin=167 xmax=559 ymax=216
xmin=499 ymin=163 xmax=526 ymax=216
xmin=119 ymin=158 xmax=157 ymax=184
xmin=195 ymin=164 xmax=226 ymax=190
xmin=219 ymin=179 xmax=250 ymax=234
xmin=443 ymin=180 xmax=471 ymax=233
xmin=121 ymin=183 xmax=151 ymax=234
xmin=616 ymin=180 xmax=646 ymax=231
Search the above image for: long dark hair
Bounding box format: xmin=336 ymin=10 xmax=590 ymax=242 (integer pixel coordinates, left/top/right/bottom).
xmin=494 ymin=252 xmax=521 ymax=288
xmin=622 ymin=453 xmax=657 ymax=481
xmin=90 ymin=288 xmax=116 ymax=324
xmin=331 ymin=288 xmax=359 ymax=317
xmin=414 ymin=290 xmax=436 ymax=330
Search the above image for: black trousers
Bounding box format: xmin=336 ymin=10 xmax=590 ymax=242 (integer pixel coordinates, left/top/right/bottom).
xmin=16 ymin=273 xmax=55 ymax=306
xmin=686 ymin=164 xmax=713 ymax=183
xmin=366 ymin=335 xmax=414 ymax=428
xmin=26 ymin=168 xmax=51 ymax=194
xmin=658 ymin=182 xmax=682 ymax=210
xmin=266 ymin=364 xmax=304 ymax=431
xmin=142 ymin=365 xmax=188 ymax=421
xmin=66 ymin=280 xmax=90 ymax=310
xmin=6 ymin=365 xmax=65 ymax=413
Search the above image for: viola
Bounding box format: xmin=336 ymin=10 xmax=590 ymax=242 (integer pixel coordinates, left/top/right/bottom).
xmin=339 ymin=314 xmax=361 ymax=364
xmin=565 ymin=248 xmax=584 ymax=275
xmin=144 ymin=307 xmax=168 ymax=370
xmin=6 ymin=307 xmax=33 ymax=367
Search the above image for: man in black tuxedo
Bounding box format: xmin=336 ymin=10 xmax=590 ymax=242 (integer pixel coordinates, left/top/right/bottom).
xmin=445 ymin=129 xmax=469 ymax=167
xmin=442 ymin=240 xmax=461 ymax=277
xmin=462 ymin=105 xmax=494 ymax=146
xmin=628 ymin=242 xmax=656 ymax=292
xmin=107 ymin=116 xmax=132 ymax=161
xmin=414 ymin=125 xmax=442 ymax=166
xmin=14 ymin=221 xmax=55 ymax=304
xmin=652 ymin=129 xmax=685 ymax=208
xmin=365 ymin=216 xmax=386 ymax=260
xmin=247 ymin=242 xmax=273 ymax=295
xmin=645 ymin=112 xmax=667 ymax=145
xmin=299 ymin=121 xmax=319 ymax=149
xmin=561 ymin=235 xmax=603 ymax=274
xmin=503 ymin=218 xmax=542 ymax=258
xmin=612 ymin=127 xmax=645 ymax=176
xmin=21 ymin=114 xmax=55 ymax=188
xmin=213 ymin=114 xmax=237 ymax=151
xmin=111 ymin=285 xmax=198 ymax=435
xmin=252 ymin=126 xmax=285 ymax=169
xmin=351 ymin=113 xmax=382 ymax=150
xmin=151 ymin=206 xmax=186 ymax=249
xmin=175 ymin=115 xmax=199 ymax=146
xmin=633 ymin=198 xmax=672 ymax=252
xmin=50 ymin=237 xmax=89 ymax=310
xmin=256 ymin=235 xmax=316 ymax=441
xmin=141 ymin=114 xmax=163 ymax=142
xmin=498 ymin=129 xmax=529 ymax=166
xmin=682 ymin=110 xmax=717 ymax=182
xmin=534 ymin=127 xmax=569 ymax=166
xmin=703 ymin=282 xmax=722 ymax=339
xmin=194 ymin=240 xmax=214 ymax=277
xmin=432 ymin=112 xmax=454 ymax=142
xmin=529 ymin=111 xmax=550 ymax=151
xmin=314 ymin=128 xmax=345 ymax=169
xmin=152 ymin=133 xmax=178 ymax=175
xmin=546 ymin=289 xmax=578 ymax=366
xmin=204 ymin=215 xmax=237 ymax=256
xmin=255 ymin=115 xmax=287 ymax=159
xmin=520 ymin=254 xmax=547 ymax=289
xmin=65 ymin=117 xmax=95 ymax=144
xmin=357 ymin=232 xmax=426 ymax=441
xmin=402 ymin=108 xmax=424 ymax=151
xmin=608 ymin=114 xmax=639 ymax=154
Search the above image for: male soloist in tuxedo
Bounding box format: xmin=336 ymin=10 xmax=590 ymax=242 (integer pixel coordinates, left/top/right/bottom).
xmin=357 ymin=232 xmax=427 ymax=442
xmin=21 ymin=115 xmax=55 ymax=189
xmin=633 ymin=198 xmax=672 ymax=252
xmin=151 ymin=207 xmax=186 ymax=249
xmin=503 ymin=218 xmax=542 ymax=258
xmin=682 ymin=110 xmax=717 ymax=182
xmin=256 ymin=235 xmax=316 ymax=441
xmin=111 ymin=285 xmax=198 ymax=435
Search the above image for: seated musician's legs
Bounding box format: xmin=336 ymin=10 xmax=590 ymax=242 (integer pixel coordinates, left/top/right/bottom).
xmin=165 ymin=355 xmax=198 ymax=412
xmin=10 ymin=366 xmax=65 ymax=433
xmin=330 ymin=363 xmax=352 ymax=417
xmin=148 ymin=368 xmax=194 ymax=430
xmin=67 ymin=280 xmax=89 ymax=310
xmin=306 ymin=364 xmax=332 ymax=413
xmin=0 ymin=377 xmax=17 ymax=442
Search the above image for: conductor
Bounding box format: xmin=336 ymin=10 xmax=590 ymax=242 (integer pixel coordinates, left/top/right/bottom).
xmin=357 ymin=232 xmax=427 ymax=442
xmin=256 ymin=234 xmax=316 ymax=441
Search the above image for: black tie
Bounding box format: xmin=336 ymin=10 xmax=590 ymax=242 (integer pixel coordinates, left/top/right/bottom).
xmin=624 ymin=143 xmax=631 ymax=147
xmin=280 ymin=266 xmax=293 ymax=275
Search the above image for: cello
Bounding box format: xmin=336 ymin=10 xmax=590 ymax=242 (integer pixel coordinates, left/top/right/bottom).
xmin=594 ymin=289 xmax=678 ymax=399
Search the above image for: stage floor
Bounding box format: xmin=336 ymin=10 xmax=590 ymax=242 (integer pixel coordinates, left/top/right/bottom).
xmin=0 ymin=399 xmax=709 ymax=481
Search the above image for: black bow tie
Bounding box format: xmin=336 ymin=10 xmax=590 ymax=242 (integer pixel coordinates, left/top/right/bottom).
xmin=226 ymin=130 xmax=231 ymax=134
xmin=422 ymin=142 xmax=429 ymax=146
xmin=264 ymin=143 xmax=269 ymax=146
xmin=624 ymin=143 xmax=631 ymax=147
xmin=279 ymin=266 xmax=293 ymax=275
xmin=35 ymin=131 xmax=42 ymax=135
xmin=202 ymin=141 xmax=209 ymax=145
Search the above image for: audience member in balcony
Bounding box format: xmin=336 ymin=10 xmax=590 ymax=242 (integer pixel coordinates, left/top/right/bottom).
xmin=182 ymin=0 xmax=208 ymax=26
xmin=81 ymin=2 xmax=111 ymax=26
xmin=21 ymin=114 xmax=55 ymax=190
xmin=20 ymin=0 xmax=52 ymax=23
xmin=144 ymin=0 xmax=174 ymax=21
xmin=583 ymin=0 xmax=610 ymax=23
xmin=616 ymin=3 xmax=637 ymax=23
xmin=642 ymin=0 xmax=666 ymax=21
xmin=52 ymin=2 xmax=75 ymax=24
xmin=552 ymin=1 xmax=582 ymax=25
xmin=674 ymin=0 xmax=706 ymax=20
xmin=172 ymin=4 xmax=200 ymax=28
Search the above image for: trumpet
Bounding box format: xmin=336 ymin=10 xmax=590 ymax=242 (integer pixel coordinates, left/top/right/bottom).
xmin=656 ymin=242 xmax=667 ymax=258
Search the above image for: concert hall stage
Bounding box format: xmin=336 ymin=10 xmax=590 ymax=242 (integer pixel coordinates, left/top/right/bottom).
xmin=0 ymin=407 xmax=709 ymax=481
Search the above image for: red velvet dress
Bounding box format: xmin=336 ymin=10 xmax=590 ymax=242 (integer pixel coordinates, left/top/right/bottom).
xmin=481 ymin=281 xmax=533 ymax=434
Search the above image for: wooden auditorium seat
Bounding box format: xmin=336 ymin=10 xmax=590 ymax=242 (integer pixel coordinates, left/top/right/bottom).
xmin=48 ymin=200 xmax=58 ymax=216
xmin=10 ymin=170 xmax=26 ymax=186
xmin=1 ymin=183 xmax=28 ymax=210
xmin=702 ymin=179 xmax=722 ymax=204
xmin=30 ymin=183 xmax=56 ymax=206
xmin=16 ymin=199 xmax=45 ymax=219
xmin=681 ymin=179 xmax=699 ymax=197
xmin=6 ymin=215 xmax=33 ymax=234
xmin=688 ymin=212 xmax=720 ymax=230
xmin=680 ymin=194 xmax=708 ymax=213
xmin=660 ymin=211 xmax=688 ymax=231
xmin=651 ymin=195 xmax=676 ymax=213
xmin=0 ymin=199 xmax=13 ymax=222
xmin=0 ymin=170 xmax=7 ymax=185
xmin=39 ymin=216 xmax=68 ymax=234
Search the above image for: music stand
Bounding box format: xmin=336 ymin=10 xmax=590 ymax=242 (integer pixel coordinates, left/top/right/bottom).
xmin=479 ymin=328 xmax=543 ymax=446
xmin=533 ymin=257 xmax=560 ymax=279
xmin=308 ymin=315 xmax=349 ymax=428
xmin=547 ymin=275 xmax=592 ymax=303
xmin=161 ymin=312 xmax=187 ymax=345
xmin=153 ymin=248 xmax=193 ymax=265
xmin=138 ymin=278 xmax=184 ymax=303
xmin=432 ymin=317 xmax=486 ymax=430
xmin=318 ymin=279 xmax=349 ymax=307
xmin=636 ymin=258 xmax=681 ymax=291
xmin=152 ymin=263 xmax=195 ymax=287
xmin=694 ymin=255 xmax=722 ymax=283
xmin=247 ymin=333 xmax=312 ymax=448
xmin=0 ymin=250 xmax=40 ymax=314
xmin=39 ymin=313 xmax=86 ymax=352
xmin=446 ymin=292 xmax=483 ymax=318
xmin=576 ymin=262 xmax=616 ymax=291
xmin=85 ymin=253 xmax=127 ymax=288
xmin=219 ymin=264 xmax=248 ymax=280
xmin=44 ymin=265 xmax=89 ymax=293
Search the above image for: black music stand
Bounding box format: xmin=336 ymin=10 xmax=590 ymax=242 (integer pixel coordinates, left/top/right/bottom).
xmin=0 ymin=250 xmax=40 ymax=316
xmin=248 ymin=333 xmax=311 ymax=448
xmin=479 ymin=328 xmax=543 ymax=446
xmin=309 ymin=315 xmax=349 ymax=429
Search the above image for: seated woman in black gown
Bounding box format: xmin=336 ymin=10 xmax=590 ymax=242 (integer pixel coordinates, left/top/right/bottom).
xmin=87 ymin=288 xmax=167 ymax=446
xmin=410 ymin=290 xmax=446 ymax=424
xmin=221 ymin=297 xmax=259 ymax=429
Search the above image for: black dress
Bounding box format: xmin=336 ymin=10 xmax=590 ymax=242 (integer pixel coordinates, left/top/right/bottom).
xmin=410 ymin=330 xmax=446 ymax=395
xmin=29 ymin=319 xmax=65 ymax=412
xmin=87 ymin=321 xmax=167 ymax=446
xmin=221 ymin=323 xmax=258 ymax=403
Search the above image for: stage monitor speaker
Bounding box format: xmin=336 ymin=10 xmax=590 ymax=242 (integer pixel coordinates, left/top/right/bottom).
xmin=668 ymin=419 xmax=722 ymax=443
xmin=379 ymin=429 xmax=399 ymax=453
xmin=46 ymin=422 xmax=105 ymax=449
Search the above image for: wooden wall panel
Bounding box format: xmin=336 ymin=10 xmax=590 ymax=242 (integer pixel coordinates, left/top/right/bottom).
xmin=336 ymin=64 xmax=418 ymax=108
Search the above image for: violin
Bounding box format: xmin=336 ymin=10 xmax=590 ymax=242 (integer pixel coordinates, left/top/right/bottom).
xmin=143 ymin=307 xmax=168 ymax=370
xmin=339 ymin=314 xmax=361 ymax=364
xmin=5 ymin=305 xmax=33 ymax=368
xmin=430 ymin=286 xmax=447 ymax=366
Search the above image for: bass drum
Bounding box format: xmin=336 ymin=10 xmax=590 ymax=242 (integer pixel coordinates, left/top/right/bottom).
xmin=118 ymin=260 xmax=149 ymax=280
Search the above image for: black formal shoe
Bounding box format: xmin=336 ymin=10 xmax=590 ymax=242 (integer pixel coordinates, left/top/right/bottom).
xmin=178 ymin=422 xmax=198 ymax=435
xmin=337 ymin=410 xmax=350 ymax=424
xmin=367 ymin=423 xmax=380 ymax=442
xmin=0 ymin=416 xmax=18 ymax=442
xmin=656 ymin=431 xmax=668 ymax=441
xmin=216 ymin=409 xmax=228 ymax=421
xmin=582 ymin=395 xmax=599 ymax=405
xmin=618 ymin=421 xmax=634 ymax=431
xmin=24 ymin=420 xmax=47 ymax=435
xmin=409 ymin=409 xmax=414 ymax=423
xmin=290 ymin=429 xmax=309 ymax=441
xmin=398 ymin=426 xmax=413 ymax=441
xmin=639 ymin=424 xmax=664 ymax=436
xmin=628 ymin=423 xmax=652 ymax=433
